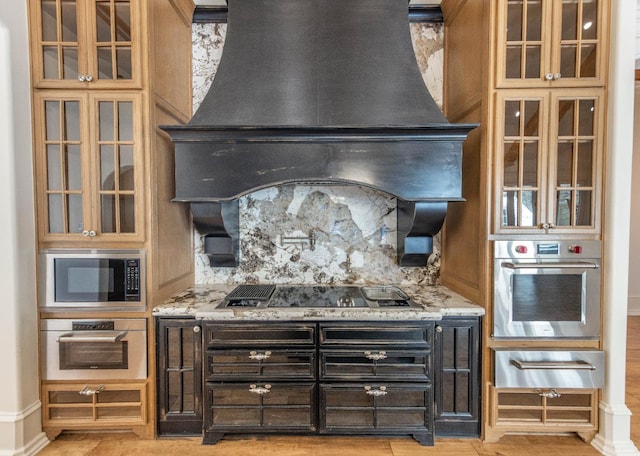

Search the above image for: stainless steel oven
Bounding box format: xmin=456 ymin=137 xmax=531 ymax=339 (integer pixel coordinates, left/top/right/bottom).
xmin=40 ymin=319 xmax=147 ymax=380
xmin=493 ymin=240 xmax=601 ymax=339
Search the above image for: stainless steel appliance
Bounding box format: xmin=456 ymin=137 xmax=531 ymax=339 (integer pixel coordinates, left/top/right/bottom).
xmin=40 ymin=318 xmax=147 ymax=380
xmin=493 ymin=349 xmax=605 ymax=389
xmin=40 ymin=249 xmax=145 ymax=310
xmin=493 ymin=240 xmax=601 ymax=339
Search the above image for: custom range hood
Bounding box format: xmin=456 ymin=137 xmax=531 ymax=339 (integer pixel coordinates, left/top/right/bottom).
xmin=161 ymin=0 xmax=477 ymax=267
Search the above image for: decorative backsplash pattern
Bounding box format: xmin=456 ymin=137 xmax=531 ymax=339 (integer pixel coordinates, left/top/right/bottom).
xmin=191 ymin=22 xmax=444 ymax=286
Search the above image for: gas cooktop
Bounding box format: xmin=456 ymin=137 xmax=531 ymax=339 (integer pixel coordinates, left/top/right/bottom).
xmin=220 ymin=285 xmax=420 ymax=309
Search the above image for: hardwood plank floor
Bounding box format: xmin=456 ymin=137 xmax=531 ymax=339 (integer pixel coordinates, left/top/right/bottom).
xmin=38 ymin=318 xmax=640 ymax=455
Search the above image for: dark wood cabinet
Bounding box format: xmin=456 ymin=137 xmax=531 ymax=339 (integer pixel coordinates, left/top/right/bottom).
xmin=201 ymin=321 xmax=435 ymax=446
xmin=318 ymin=322 xmax=434 ymax=445
xmin=433 ymin=316 xmax=481 ymax=437
xmin=156 ymin=318 xmax=203 ymax=436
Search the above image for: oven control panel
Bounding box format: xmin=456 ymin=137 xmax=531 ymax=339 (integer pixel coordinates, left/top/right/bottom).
xmin=495 ymin=240 xmax=601 ymax=259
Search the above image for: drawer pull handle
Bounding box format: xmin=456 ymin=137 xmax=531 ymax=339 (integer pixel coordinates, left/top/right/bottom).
xmin=536 ymin=388 xmax=562 ymax=398
xmin=364 ymin=351 xmax=387 ymax=361
xmin=249 ymin=384 xmax=271 ymax=395
xmin=79 ymin=385 xmax=104 ymax=396
xmin=511 ymin=360 xmax=596 ymax=370
xmin=364 ymin=385 xmax=387 ymax=396
xmin=249 ymin=351 xmax=272 ymax=361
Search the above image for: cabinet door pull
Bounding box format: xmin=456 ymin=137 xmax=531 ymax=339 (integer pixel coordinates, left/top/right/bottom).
xmin=193 ymin=325 xmax=201 ymax=333
xmin=249 ymin=384 xmax=271 ymax=395
xmin=364 ymin=351 xmax=387 ymax=361
xmin=364 ymin=385 xmax=387 ymax=396
xmin=535 ymin=388 xmax=561 ymax=398
xmin=79 ymin=385 xmax=104 ymax=396
xmin=249 ymin=350 xmax=271 ymax=361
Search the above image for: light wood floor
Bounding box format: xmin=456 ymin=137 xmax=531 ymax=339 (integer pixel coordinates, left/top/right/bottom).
xmin=38 ymin=317 xmax=640 ymax=456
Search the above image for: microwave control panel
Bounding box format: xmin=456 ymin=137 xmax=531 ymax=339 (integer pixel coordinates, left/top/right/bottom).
xmin=125 ymin=259 xmax=141 ymax=300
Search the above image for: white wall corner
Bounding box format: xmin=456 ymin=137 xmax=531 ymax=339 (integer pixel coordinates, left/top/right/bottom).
xmin=636 ymin=1 xmax=640 ymax=63
xmin=0 ymin=401 xmax=49 ymax=456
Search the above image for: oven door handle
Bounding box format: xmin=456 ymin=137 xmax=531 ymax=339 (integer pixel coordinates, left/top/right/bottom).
xmin=57 ymin=331 xmax=128 ymax=343
xmin=511 ymin=360 xmax=597 ymax=370
xmin=501 ymin=261 xmax=599 ymax=270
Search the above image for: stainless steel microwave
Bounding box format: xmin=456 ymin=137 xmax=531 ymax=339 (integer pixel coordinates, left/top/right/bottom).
xmin=40 ymin=249 xmax=145 ymax=311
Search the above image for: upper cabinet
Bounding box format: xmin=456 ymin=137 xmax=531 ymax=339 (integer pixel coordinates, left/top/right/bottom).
xmin=30 ymin=0 xmax=141 ymax=89
xmin=33 ymin=91 xmax=145 ymax=243
xmin=494 ymin=88 xmax=604 ymax=235
xmin=496 ymin=0 xmax=606 ymax=88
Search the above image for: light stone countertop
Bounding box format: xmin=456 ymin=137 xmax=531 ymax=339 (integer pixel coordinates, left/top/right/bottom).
xmin=153 ymin=284 xmax=484 ymax=321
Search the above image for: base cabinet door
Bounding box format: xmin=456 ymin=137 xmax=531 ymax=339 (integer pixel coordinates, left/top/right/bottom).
xmin=204 ymin=383 xmax=316 ymax=433
xmin=42 ymin=381 xmax=147 ymax=439
xmin=434 ymin=317 xmax=481 ymax=437
xmin=319 ymin=383 xmax=433 ymax=446
xmin=156 ymin=318 xmax=202 ymax=436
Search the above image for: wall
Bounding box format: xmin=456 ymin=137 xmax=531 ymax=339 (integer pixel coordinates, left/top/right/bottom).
xmin=629 ymin=82 xmax=640 ymax=315
xmin=0 ymin=4 xmax=48 ymax=455
xmin=191 ymin=23 xmax=446 ymax=286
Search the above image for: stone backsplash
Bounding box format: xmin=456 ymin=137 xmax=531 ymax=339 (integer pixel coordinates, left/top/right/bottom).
xmin=191 ymin=22 xmax=444 ymax=286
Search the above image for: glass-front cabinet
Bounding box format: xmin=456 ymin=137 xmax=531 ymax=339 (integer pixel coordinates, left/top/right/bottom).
xmin=30 ymin=0 xmax=141 ymax=88
xmin=33 ymin=91 xmax=144 ymax=243
xmin=496 ymin=0 xmax=606 ymax=87
xmin=494 ymin=89 xmax=603 ymax=235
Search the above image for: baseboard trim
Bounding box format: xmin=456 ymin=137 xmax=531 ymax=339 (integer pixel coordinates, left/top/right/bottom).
xmin=0 ymin=401 xmax=49 ymax=456
xmin=628 ymin=296 xmax=640 ymax=315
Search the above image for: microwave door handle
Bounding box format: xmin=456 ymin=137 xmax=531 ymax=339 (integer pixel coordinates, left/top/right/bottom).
xmin=57 ymin=331 xmax=128 ymax=343
xmin=511 ymin=360 xmax=597 ymax=370
xmin=501 ymin=262 xmax=599 ymax=270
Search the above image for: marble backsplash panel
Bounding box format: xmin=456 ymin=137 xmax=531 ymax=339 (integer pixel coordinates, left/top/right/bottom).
xmin=191 ymin=22 xmax=444 ymax=286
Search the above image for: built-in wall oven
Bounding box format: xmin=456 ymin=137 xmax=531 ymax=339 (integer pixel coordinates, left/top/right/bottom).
xmin=40 ymin=318 xmax=147 ymax=380
xmin=493 ymin=240 xmax=601 ymax=339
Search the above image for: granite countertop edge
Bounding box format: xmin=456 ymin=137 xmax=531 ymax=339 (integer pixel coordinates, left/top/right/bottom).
xmin=152 ymin=284 xmax=485 ymax=320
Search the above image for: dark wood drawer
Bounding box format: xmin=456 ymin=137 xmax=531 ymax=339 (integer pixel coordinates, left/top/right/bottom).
xmin=320 ymin=383 xmax=432 ymax=433
xmin=206 ymin=349 xmax=316 ymax=380
xmin=204 ymin=323 xmax=315 ymax=347
xmin=319 ymin=322 xmax=432 ymax=348
xmin=320 ymin=349 xmax=430 ymax=381
xmin=205 ymin=382 xmax=316 ymax=431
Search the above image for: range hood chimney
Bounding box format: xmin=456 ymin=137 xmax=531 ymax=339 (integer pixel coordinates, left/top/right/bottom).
xmin=161 ymin=0 xmax=477 ymax=267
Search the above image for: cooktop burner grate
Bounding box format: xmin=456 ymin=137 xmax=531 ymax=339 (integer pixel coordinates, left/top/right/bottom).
xmin=226 ymin=284 xmax=276 ymax=301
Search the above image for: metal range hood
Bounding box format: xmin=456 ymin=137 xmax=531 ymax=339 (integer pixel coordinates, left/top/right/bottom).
xmin=161 ymin=0 xmax=477 ymax=267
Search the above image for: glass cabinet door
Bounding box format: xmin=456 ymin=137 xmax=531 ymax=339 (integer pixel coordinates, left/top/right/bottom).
xmin=35 ymin=92 xmax=144 ymax=242
xmin=497 ymin=0 xmax=606 ymax=87
xmin=31 ymin=0 xmax=140 ymax=88
xmin=496 ymin=94 xmax=546 ymax=231
xmin=495 ymin=90 xmax=602 ymax=235
xmin=548 ymin=90 xmax=602 ymax=231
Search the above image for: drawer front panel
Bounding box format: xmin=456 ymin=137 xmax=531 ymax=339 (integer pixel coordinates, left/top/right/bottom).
xmin=320 ymin=383 xmax=431 ymax=431
xmin=320 ymin=349 xmax=430 ymax=381
xmin=320 ymin=323 xmax=432 ymax=348
xmin=493 ymin=349 xmax=605 ymax=388
xmin=205 ymin=323 xmax=316 ymax=347
xmin=206 ymin=383 xmax=316 ymax=430
xmin=206 ymin=349 xmax=316 ymax=380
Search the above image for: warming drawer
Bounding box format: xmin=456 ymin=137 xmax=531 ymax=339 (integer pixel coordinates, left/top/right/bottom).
xmin=493 ymin=349 xmax=605 ymax=389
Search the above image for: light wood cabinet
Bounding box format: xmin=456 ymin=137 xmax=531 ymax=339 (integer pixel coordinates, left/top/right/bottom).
xmin=32 ymin=91 xmax=145 ymax=242
xmin=496 ymin=0 xmax=607 ymax=88
xmin=494 ymin=88 xmax=604 ymax=235
xmin=29 ymin=0 xmax=196 ymax=439
xmin=29 ymin=0 xmax=142 ymax=89
xmin=487 ymin=386 xmax=598 ymax=442
xmin=440 ymin=0 xmax=608 ymax=443
xmin=41 ymin=381 xmax=148 ymax=439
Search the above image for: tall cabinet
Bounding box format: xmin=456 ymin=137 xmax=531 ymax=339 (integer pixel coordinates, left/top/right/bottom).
xmin=440 ymin=0 xmax=608 ymax=442
xmin=28 ymin=0 xmax=195 ymax=438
